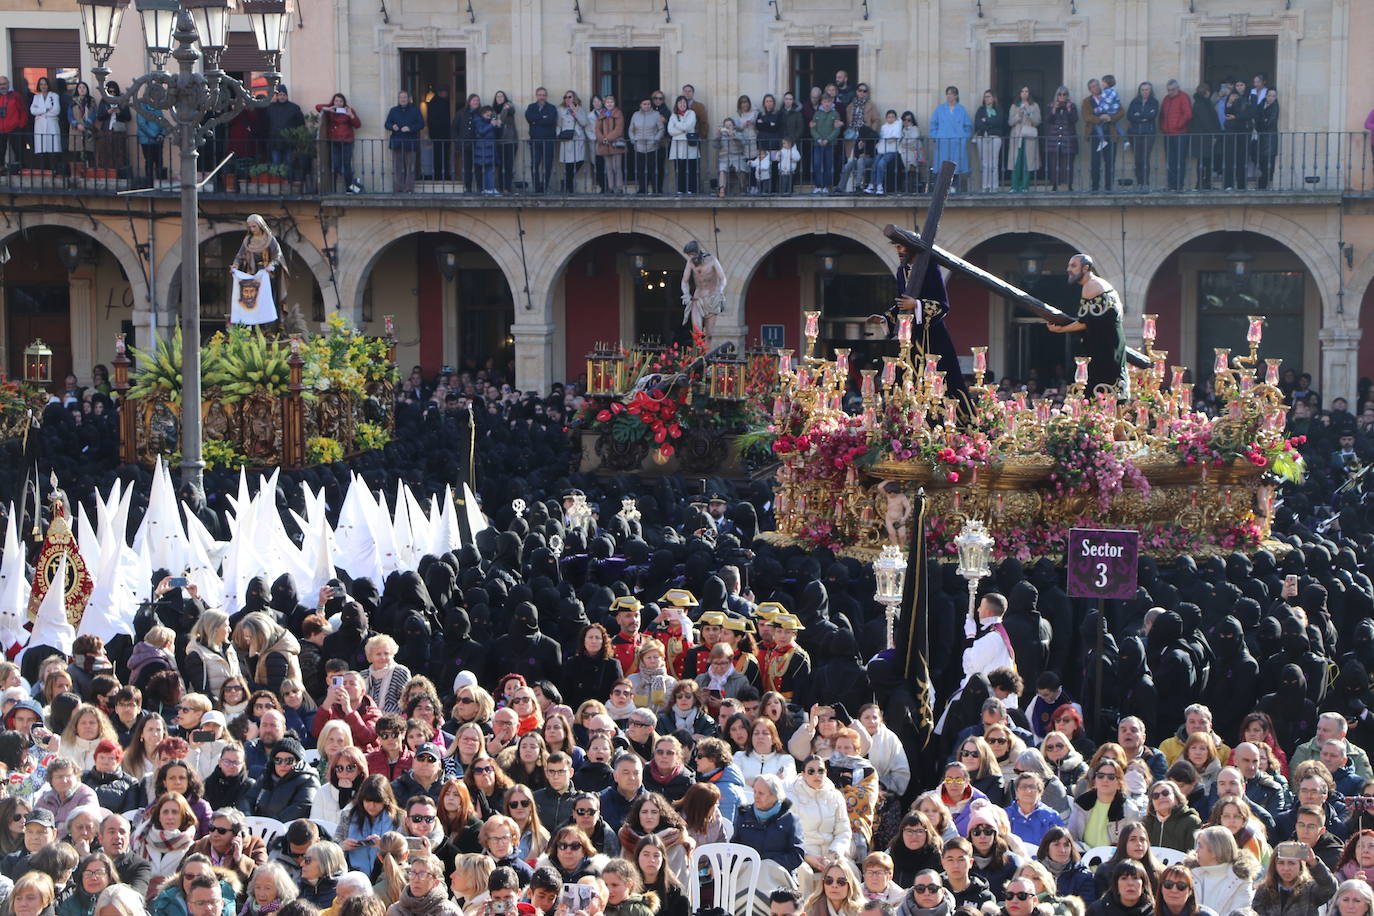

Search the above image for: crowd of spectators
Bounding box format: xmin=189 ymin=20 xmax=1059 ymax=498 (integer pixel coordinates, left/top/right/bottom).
xmin=0 ymin=69 xmax=1309 ymax=195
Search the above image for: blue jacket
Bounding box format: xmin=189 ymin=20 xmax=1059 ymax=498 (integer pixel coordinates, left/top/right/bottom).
xmin=698 ymin=765 xmax=748 ymax=826
xmin=472 ymin=116 xmax=497 ymax=166
xmin=149 ymin=880 xmax=236 ymax=916
xmin=385 ymin=103 xmax=424 ymax=150
xmin=343 ymin=811 xmax=397 ymax=873
xmin=135 ymin=104 xmax=165 ymax=145
xmin=1004 ymin=801 xmax=1065 ymax=847
xmin=733 ymin=799 xmax=805 ymax=871
xmin=525 ymin=101 xmax=559 ymax=140
xmin=1053 ymin=861 xmax=1100 ymax=905
xmin=599 ymin=784 xmax=646 ymax=830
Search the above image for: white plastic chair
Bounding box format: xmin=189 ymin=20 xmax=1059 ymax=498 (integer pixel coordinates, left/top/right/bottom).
xmin=1081 ymin=846 xmax=1117 ymax=869
xmin=1153 ymin=847 xmax=1188 ymax=866
xmin=302 ymin=749 xmax=321 ymax=766
xmin=314 ymin=819 xmax=337 ymax=840
xmin=689 ymin=842 xmax=761 ymax=916
xmin=243 ymin=816 xmax=286 ymax=846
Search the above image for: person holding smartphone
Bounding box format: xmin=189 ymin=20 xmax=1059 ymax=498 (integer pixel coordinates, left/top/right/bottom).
xmin=1255 ymin=839 xmax=1337 ymax=914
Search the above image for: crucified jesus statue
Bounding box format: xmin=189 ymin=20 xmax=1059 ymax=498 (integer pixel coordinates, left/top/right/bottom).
xmin=680 ymin=240 xmax=726 ymax=343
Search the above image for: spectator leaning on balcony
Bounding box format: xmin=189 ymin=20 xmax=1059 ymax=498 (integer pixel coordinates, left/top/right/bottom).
xmin=384 ymin=90 xmax=423 ymax=193
xmin=135 ymin=101 xmax=166 ymax=185
xmin=264 ymin=85 xmax=305 ymax=178
xmin=525 ymin=87 xmax=558 ymax=193
xmin=1126 ymin=81 xmax=1159 ymax=191
xmin=628 ymin=98 xmax=664 ymax=194
xmin=557 ymin=90 xmax=591 ymax=192
xmin=315 ymin=93 xmax=361 ymax=194
xmin=472 ymin=105 xmax=498 ymax=195
xmin=29 ymin=77 xmax=61 ymax=173
xmin=0 ymin=76 xmax=27 ymax=173
xmin=1159 ymin=80 xmax=1193 ymax=191
xmin=1255 ymin=87 xmax=1280 ymax=189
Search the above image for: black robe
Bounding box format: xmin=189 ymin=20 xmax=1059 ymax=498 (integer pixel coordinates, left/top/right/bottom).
xmin=884 ymin=260 xmax=969 ymax=402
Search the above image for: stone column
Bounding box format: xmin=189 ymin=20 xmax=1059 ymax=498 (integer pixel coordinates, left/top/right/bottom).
xmin=512 ymin=321 xmax=557 ymax=392
xmin=1319 ymin=324 xmax=1362 ymax=405
xmin=68 ymin=271 xmax=96 ymax=385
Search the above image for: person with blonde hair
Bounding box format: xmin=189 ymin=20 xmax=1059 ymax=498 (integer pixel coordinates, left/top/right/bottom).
xmin=802 ymin=858 xmax=864 ymax=916
xmin=447 ymin=853 xmax=494 ymax=916
xmin=385 ymin=853 xmax=458 ymax=916
xmin=370 ymin=831 xmax=410 ymax=907
xmin=232 ymin=613 xmax=301 ymax=695
xmin=300 ymin=840 xmax=347 ymax=908
xmin=60 ymin=705 xmax=120 ymax=773
xmin=1334 ymin=879 xmax=1374 ymax=916
xmin=7 ymin=871 xmax=56 ymax=916
xmin=93 ymin=885 xmax=146 ymax=916
xmin=184 ymin=611 xmax=242 ymax=700
xmin=627 ymin=643 xmax=673 ymax=712
xmin=1188 ymin=825 xmax=1259 ymax=915
xmin=364 ymin=636 xmax=410 ymax=715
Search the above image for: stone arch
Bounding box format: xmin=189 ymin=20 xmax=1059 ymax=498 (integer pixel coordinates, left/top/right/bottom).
xmin=531 ymin=211 xmax=700 ymax=320
xmin=1126 ymin=210 xmax=1338 ymax=324
xmin=334 ymin=211 xmax=526 ymax=321
xmin=156 ymin=224 xmax=335 ymax=324
xmin=0 ymin=216 xmax=149 ymax=310
xmin=942 ymin=210 xmax=1123 ymax=281
xmin=727 ymin=211 xmax=899 ymax=296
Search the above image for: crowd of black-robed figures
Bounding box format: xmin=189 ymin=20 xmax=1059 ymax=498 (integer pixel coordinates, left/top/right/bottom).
xmin=7 ymin=362 xmax=1374 ymax=798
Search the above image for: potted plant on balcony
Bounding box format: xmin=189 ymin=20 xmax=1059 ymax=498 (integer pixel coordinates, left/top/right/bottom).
xmin=247 ymin=162 xmax=288 ymax=193
xmin=279 ymin=113 xmax=320 ymax=193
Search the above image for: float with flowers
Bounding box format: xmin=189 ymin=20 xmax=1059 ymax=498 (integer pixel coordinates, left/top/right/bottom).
xmin=762 ymin=309 xmax=1304 ymax=562
xmin=573 ymin=332 xmax=780 ymax=476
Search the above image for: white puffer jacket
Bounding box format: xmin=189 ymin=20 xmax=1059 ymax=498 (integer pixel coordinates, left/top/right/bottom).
xmin=786 ymin=775 xmax=852 ymax=860
xmin=1190 ymin=860 xmax=1257 ymax=916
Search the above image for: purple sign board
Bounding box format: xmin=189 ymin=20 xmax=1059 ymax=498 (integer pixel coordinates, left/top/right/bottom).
xmin=1066 ymin=528 xmax=1140 ymax=601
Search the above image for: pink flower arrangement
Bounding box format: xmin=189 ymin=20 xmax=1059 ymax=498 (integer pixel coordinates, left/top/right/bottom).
xmin=797 ymin=519 xmax=844 ymax=551
xmin=792 ymin=416 xmax=871 ymax=485
xmin=1046 ymin=410 xmax=1150 ymax=512
xmin=1168 ymin=413 xmax=1226 ymax=466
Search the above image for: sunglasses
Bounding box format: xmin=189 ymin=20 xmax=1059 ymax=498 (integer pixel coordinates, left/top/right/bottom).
xmin=1095 ymin=771 xmax=1120 ymax=781
xmin=224 ymin=685 xmax=245 ymax=693
xmin=970 ymin=826 xmax=997 ymax=837
xmin=959 ymin=750 xmax=980 ymax=758
xmin=630 ymin=721 xmax=653 ymax=728
xmin=822 ymin=877 xmax=848 ymax=886
xmin=337 ymin=764 xmax=358 ymax=773
xmin=804 ymin=768 xmax=825 ymax=776
xmin=456 ymin=697 xmax=476 ymax=705
xmin=574 ymin=808 xmax=597 ymax=816
xmin=943 ymin=777 xmax=967 ymax=785
xmin=1151 ymin=790 xmax=1172 ymax=799
xmin=409 ymin=814 xmax=436 ymax=823
xmin=988 ymin=737 xmax=1008 ymax=745
xmin=612 ymin=689 xmax=633 ymax=696
xmin=509 ymin=799 xmax=531 ymax=809
xmin=512 ymin=697 xmax=533 ymax=705
xmin=473 ymin=765 xmax=495 ymax=774
xmin=913 ymin=885 xmax=941 ymax=894
xmin=654 ymin=749 xmax=676 ymax=755
xmin=211 ymin=826 xmax=240 ymax=835
xmin=1160 ymin=881 xmax=1189 ymax=891
xmin=1007 ymin=893 xmax=1034 ymax=901
xmin=557 ymin=842 xmax=582 ymax=850
xmin=378 ymin=730 xmax=401 ymax=739
xmin=273 ymin=756 xmax=297 ymax=765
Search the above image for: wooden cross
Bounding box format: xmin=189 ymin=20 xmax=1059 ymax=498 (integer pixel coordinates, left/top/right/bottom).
xmin=884 ymin=162 xmax=1150 ymax=369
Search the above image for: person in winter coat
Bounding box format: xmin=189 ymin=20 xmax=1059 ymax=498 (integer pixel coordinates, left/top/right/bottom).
xmin=384 ymin=90 xmax=424 ymax=193
xmin=595 ymin=95 xmax=626 ymax=193
xmin=627 ymin=98 xmax=664 ymax=194
xmin=827 ymin=728 xmax=879 ymax=858
xmin=734 ymin=774 xmax=805 ymax=883
xmin=967 ymin=806 xmax=1026 ymax=900
xmin=1037 ymin=826 xmax=1100 ymax=904
xmin=490 ymin=90 xmax=518 ymax=193
xmin=314 ymin=93 xmax=361 ymax=192
xmin=253 ymin=735 xmax=318 ymax=822
xmin=469 ymin=102 xmax=499 ymax=194
xmin=1188 ymin=826 xmax=1259 ymax=915
xmin=35 ymin=757 xmax=98 ymax=826
xmin=887 ymin=812 xmax=942 ymax=887
xmin=1125 ymin=82 xmax=1159 ymax=189
xmin=148 ymin=854 xmax=237 ymax=916
xmin=1086 ymin=859 xmax=1155 ymax=916
xmin=312 ymin=671 xmax=381 ymax=747
xmin=232 ymin=613 xmax=301 ymax=696
xmin=201 ymin=745 xmax=258 ymax=816
xmin=82 ymin=740 xmax=139 ymax=811
xmin=134 ymin=793 xmax=200 ymax=898
xmin=1142 ymin=780 xmax=1201 ymax=852
xmin=941 ymin=838 xmax=997 ymax=911
xmin=972 ymin=90 xmax=1007 ymax=192
xmin=1252 ymin=844 xmax=1338 ymax=916
xmin=1067 ymin=758 xmax=1144 ymax=848
xmin=788 ymin=756 xmax=852 ymax=878
xmin=895 ymin=868 xmax=958 ymax=916
xmin=693 ymin=738 xmax=747 ymax=827
xmin=556 ymin=91 xmax=592 ymax=190
xmin=183 ymin=612 xmax=242 ymax=702
xmin=666 ymin=96 xmax=698 ymax=193
xmin=1005 ymin=772 xmax=1066 ymax=848
xmin=29 ymin=76 xmax=61 ymax=168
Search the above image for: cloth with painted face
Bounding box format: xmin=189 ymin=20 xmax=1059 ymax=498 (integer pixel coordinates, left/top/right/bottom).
xmin=231 ymin=269 xmax=278 ymax=325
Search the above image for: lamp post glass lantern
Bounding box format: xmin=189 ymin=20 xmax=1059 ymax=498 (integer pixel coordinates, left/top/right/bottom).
xmin=872 ymin=544 xmax=907 ymax=650
xmin=955 ymin=517 xmax=994 ymax=617
xmin=77 ymin=0 xmax=290 ymax=497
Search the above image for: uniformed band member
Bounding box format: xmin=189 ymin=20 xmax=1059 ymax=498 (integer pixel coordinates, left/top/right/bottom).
xmin=609 ymin=595 xmax=645 ymax=675
xmin=763 ymin=613 xmax=811 ymax=699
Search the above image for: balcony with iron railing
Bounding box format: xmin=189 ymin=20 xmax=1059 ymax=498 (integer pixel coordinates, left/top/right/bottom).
xmin=1 ymin=131 xmax=1366 ymax=204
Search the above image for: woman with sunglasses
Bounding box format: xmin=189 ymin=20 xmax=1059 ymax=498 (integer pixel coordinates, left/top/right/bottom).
xmin=966 ymin=808 xmax=1025 ymax=900
xmin=340 ymin=773 xmax=402 ymax=874
xmin=956 ymin=737 xmax=1008 ymax=806
xmin=1040 ymin=732 xmax=1087 ymax=796
xmin=462 ymin=752 xmax=512 ymax=818
xmin=314 ymin=720 xmax=356 ymax=785
xmin=1067 ymin=758 xmax=1143 ymax=848
xmin=938 ymin=762 xmax=989 ymax=835
xmin=447 ymin=686 xmax=494 ymax=736
xmin=788 ymin=754 xmax=851 ymax=878
xmin=801 ymin=859 xmax=864 ymax=916
xmin=503 ymin=784 xmax=549 ymax=859
xmin=536 ymin=824 xmax=603 ymax=882
xmin=1036 ymin=825 xmax=1100 ymax=904
xmin=311 ymin=746 xmax=368 ymax=826
xmin=299 ymin=840 xmax=346 ymax=908
xmin=1075 ymin=743 xmax=1131 ymax=797
xmin=1143 ymin=779 xmax=1200 ymax=852
xmin=1086 ymin=859 xmax=1154 ymax=916
xmin=0 ymin=797 xmax=29 ymax=855
xmin=1050 ymin=705 xmax=1096 ymax=759
xmin=1253 ymin=839 xmax=1337 ymax=916
xmin=1151 ymin=866 xmax=1211 ymax=916
xmin=279 ymin=679 xmax=316 ymax=743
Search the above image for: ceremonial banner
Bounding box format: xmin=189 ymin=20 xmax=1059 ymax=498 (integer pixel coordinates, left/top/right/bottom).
xmin=25 ymin=506 xmax=93 ymax=629
xmin=231 ymin=269 xmax=278 ymax=325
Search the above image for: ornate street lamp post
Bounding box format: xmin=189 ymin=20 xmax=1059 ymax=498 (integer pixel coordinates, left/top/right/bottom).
xmin=954 ymin=518 xmax=994 ymax=621
xmin=872 ymin=544 xmax=907 ymax=651
xmin=77 ymin=0 xmax=291 ymax=496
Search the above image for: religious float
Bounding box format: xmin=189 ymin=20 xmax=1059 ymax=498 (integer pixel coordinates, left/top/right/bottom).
xmin=114 ymin=315 xmax=398 ymax=471
xmin=762 ymin=307 xmax=1304 ymax=562
xmin=573 ymin=332 xmax=781 ymax=478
